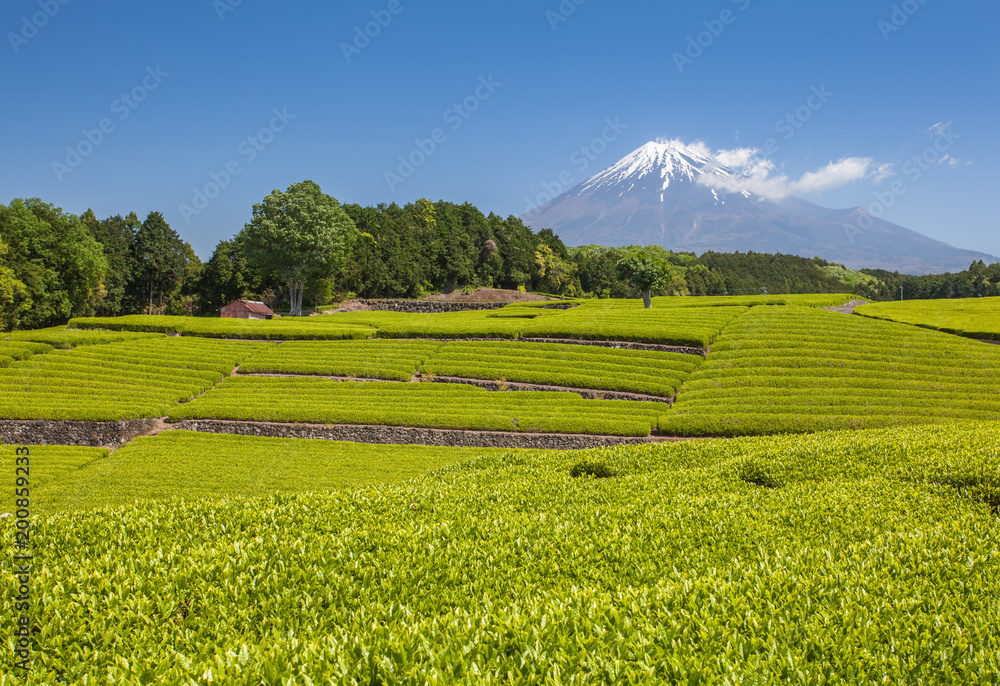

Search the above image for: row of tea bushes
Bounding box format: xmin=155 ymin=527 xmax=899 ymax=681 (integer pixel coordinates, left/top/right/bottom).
xmin=422 ymin=340 xmax=701 ymax=397
xmin=0 ymin=337 xmax=264 ymax=420
xmin=169 ymin=377 xmax=665 ymax=436
xmin=661 ymin=306 xmax=1000 ymax=436
xmin=856 ymin=296 xmax=1000 ymax=340
xmin=5 ymin=420 xmax=997 ymax=683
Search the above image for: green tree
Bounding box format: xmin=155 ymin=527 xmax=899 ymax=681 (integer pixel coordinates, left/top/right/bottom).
xmin=0 ymin=198 xmax=107 ymax=328
xmin=134 ymin=212 xmax=187 ymax=313
xmin=615 ymin=253 xmax=670 ymax=308
xmin=242 ymin=181 xmax=359 ymax=316
xmin=81 ymin=209 xmax=139 ymax=316
xmin=534 ymin=244 xmax=576 ymax=294
xmin=0 ymin=239 xmax=30 ymax=331
xmin=199 ymin=239 xmax=256 ymax=313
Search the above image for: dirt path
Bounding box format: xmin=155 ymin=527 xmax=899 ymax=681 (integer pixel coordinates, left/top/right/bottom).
xmin=824 ymin=299 xmax=869 ymax=315
xmin=428 ymin=375 xmax=674 ymax=404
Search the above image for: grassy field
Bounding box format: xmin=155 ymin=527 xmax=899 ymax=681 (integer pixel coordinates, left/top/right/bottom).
xmin=662 ymin=306 xmax=1000 ymax=436
xmin=856 ymin=296 xmax=1000 ymax=340
xmin=1 ymin=433 xmax=503 ymax=514
xmin=3 ymin=420 xmax=997 ymax=683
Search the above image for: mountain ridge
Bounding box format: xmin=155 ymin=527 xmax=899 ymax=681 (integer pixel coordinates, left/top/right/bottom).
xmin=521 ymin=141 xmax=996 ymax=275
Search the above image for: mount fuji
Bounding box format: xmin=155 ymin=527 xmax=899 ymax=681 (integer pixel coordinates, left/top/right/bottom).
xmin=521 ymin=141 xmax=995 ymax=274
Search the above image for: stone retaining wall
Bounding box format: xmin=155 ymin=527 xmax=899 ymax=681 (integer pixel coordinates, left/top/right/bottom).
xmin=358 ymin=300 xmax=506 ymax=313
xmin=0 ymin=419 xmax=159 ymax=448
xmin=172 ymin=420 xmax=659 ymax=450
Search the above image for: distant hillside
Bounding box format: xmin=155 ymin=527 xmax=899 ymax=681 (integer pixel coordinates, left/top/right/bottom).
xmin=521 ymin=140 xmax=997 ymax=275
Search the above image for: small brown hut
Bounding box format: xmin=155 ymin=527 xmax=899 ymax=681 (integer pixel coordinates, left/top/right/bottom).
xmin=220 ymin=300 xmax=276 ymax=320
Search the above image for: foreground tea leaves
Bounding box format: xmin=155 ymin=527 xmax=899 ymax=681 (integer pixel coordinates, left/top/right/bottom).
xmin=2 ymin=421 xmax=998 ymax=684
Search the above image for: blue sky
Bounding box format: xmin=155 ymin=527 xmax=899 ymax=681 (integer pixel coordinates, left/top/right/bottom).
xmin=2 ymin=0 xmax=998 ymax=263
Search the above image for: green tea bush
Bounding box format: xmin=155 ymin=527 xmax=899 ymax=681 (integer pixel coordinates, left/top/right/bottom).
xmin=240 ymin=339 xmax=442 ymax=380
xmin=169 ymin=377 xmax=664 ymax=436
xmin=662 ymin=306 xmax=1000 ymax=436
xmin=856 ymin=296 xmax=1000 ymax=340
xmin=569 ymin=459 xmax=617 ymax=478
xmin=0 ymin=337 xmax=265 ymax=420
xmin=4 ymin=420 xmax=998 ymax=683
xmin=423 ymin=340 xmax=701 ymax=397
xmin=5 ymin=326 xmax=159 ymax=349
xmin=69 ymin=314 xmax=376 ymax=340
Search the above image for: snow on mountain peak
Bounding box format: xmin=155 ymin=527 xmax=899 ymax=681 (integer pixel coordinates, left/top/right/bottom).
xmin=579 ymin=139 xmax=738 ymax=195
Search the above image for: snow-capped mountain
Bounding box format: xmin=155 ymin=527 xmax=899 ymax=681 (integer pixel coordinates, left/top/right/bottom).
xmin=521 ymin=140 xmax=995 ymax=274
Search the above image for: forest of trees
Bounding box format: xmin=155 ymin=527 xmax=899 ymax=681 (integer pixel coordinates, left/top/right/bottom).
xmin=1 ymin=192 xmax=998 ymax=332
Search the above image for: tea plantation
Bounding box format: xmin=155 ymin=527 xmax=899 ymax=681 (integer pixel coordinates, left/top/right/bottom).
xmin=4 ymin=293 xmax=1000 ymax=683
xmin=662 ymin=305 xmax=1000 ymax=435
xmin=1 ymin=421 xmax=998 ymax=683
xmin=856 ymin=295 xmax=1000 ymax=340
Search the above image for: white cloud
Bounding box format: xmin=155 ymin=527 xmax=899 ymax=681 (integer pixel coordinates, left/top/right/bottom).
xmin=871 ymin=164 xmax=896 ymax=182
xmin=939 ymin=154 xmax=972 ymax=168
xmin=695 ymin=144 xmax=881 ymax=201
xmin=714 ymin=147 xmax=758 ymax=169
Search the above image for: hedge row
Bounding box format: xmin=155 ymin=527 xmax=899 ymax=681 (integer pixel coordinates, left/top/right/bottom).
xmin=240 ymin=340 xmax=442 ymax=380
xmin=423 ymin=341 xmax=700 ymax=397
xmin=169 ymin=377 xmax=664 ymax=436
xmin=0 ymin=337 xmax=264 ymax=420
xmin=662 ymin=306 xmax=1000 ymax=436
xmin=856 ymin=296 xmax=1000 ymax=340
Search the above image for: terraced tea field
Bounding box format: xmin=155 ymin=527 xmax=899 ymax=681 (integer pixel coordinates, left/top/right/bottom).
xmin=856 ymin=296 xmax=1000 ymax=340
xmin=169 ymin=378 xmax=666 ymax=436
xmin=0 ymin=337 xmax=263 ymax=420
xmin=71 ymin=294 xmax=847 ymax=348
xmin=3 ymin=421 xmax=997 ymax=683
xmin=239 ymin=339 xmax=440 ymax=380
xmin=422 ymin=340 xmax=700 ymax=398
xmin=239 ymin=339 xmax=701 ymax=398
xmin=6 ymin=294 xmax=1000 ymax=683
xmin=662 ymin=305 xmax=1000 ymax=436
